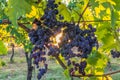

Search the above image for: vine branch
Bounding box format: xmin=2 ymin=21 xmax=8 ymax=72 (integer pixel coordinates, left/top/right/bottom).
xmin=1 ymin=19 xmax=30 ymax=33
xmin=80 ymin=20 xmax=120 ymax=22
xmin=77 ymin=0 xmax=90 ymax=25
xmin=17 ymin=22 xmax=30 ymax=33
xmin=71 ymin=69 xmax=120 ymax=77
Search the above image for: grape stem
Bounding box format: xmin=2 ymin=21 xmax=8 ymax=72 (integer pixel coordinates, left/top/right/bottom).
xmin=53 ymin=54 xmax=67 ymax=69
xmin=53 ymin=54 xmax=75 ymax=79
xmin=71 ymin=69 xmax=120 ymax=77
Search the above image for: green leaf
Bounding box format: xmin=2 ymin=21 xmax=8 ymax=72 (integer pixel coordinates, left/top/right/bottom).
xmin=55 ymin=0 xmax=61 ymax=4
xmin=90 ymin=0 xmax=99 ymax=10
xmin=99 ymin=10 xmax=108 ymax=19
xmin=63 ymin=69 xmax=71 ymax=80
xmin=113 ymin=0 xmax=120 ymax=11
xmin=101 ymin=33 xmax=115 ymax=51
xmin=5 ymin=0 xmax=31 ymax=27
xmin=0 ymin=40 xmax=7 ymax=55
xmin=110 ymin=5 xmax=119 ymax=28
xmin=102 ymin=2 xmax=110 ymax=8
xmin=87 ymin=50 xmax=102 ymax=66
xmin=58 ymin=3 xmax=71 ymax=22
xmin=71 ymin=10 xmax=79 ymax=21
xmin=96 ymin=67 xmax=104 ymax=72
xmin=111 ymin=9 xmax=115 ymax=27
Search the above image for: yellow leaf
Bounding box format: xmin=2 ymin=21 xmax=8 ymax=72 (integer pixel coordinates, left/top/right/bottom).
xmin=95 ymin=71 xmax=103 ymax=75
xmin=26 ymin=6 xmax=39 ymax=18
xmin=98 ymin=76 xmax=112 ymax=80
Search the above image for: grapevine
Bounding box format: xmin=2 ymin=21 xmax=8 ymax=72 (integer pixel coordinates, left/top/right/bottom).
xmin=28 ymin=0 xmax=98 ymax=79
xmin=0 ymin=0 xmax=120 ymax=80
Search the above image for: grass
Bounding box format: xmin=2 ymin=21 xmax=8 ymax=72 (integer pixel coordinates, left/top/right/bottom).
xmin=0 ymin=56 xmax=79 ymax=80
xmin=0 ymin=47 xmax=80 ymax=80
xmin=0 ymin=47 xmax=120 ymax=80
xmin=107 ymin=58 xmax=120 ymax=80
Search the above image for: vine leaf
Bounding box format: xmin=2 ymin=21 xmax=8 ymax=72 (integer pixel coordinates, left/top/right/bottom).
xmin=58 ymin=3 xmax=71 ymax=22
xmin=5 ymin=0 xmax=31 ymax=27
xmin=87 ymin=50 xmax=102 ymax=66
xmin=0 ymin=40 xmax=7 ymax=55
xmin=64 ymin=69 xmax=71 ymax=80
xmin=111 ymin=9 xmax=115 ymax=28
xmin=113 ymin=0 xmax=120 ymax=11
xmin=101 ymin=33 xmax=115 ymax=51
xmin=89 ymin=0 xmax=99 ymax=10
xmin=110 ymin=5 xmax=119 ymax=28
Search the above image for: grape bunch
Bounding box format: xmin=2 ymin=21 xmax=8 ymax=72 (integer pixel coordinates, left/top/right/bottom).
xmin=29 ymin=28 xmax=49 ymax=80
xmin=110 ymin=50 xmax=120 ymax=58
xmin=68 ymin=60 xmax=87 ymax=76
xmin=59 ymin=24 xmax=98 ymax=75
xmin=28 ymin=0 xmax=60 ymax=79
xmin=41 ymin=0 xmax=58 ymax=28
xmin=61 ymin=24 xmax=98 ymax=59
xmin=28 ymin=0 xmax=98 ymax=79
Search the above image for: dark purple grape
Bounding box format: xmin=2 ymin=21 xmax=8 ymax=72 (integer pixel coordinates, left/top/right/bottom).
xmin=92 ymin=28 xmax=96 ymax=32
xmin=88 ymin=24 xmax=93 ymax=29
xmin=37 ymin=73 xmax=42 ymax=80
xmin=110 ymin=50 xmax=120 ymax=58
xmin=59 ymin=15 xmax=64 ymax=20
xmin=67 ymin=60 xmax=71 ymax=66
xmin=45 ymin=64 xmax=48 ymax=70
xmin=54 ymin=9 xmax=59 ymax=14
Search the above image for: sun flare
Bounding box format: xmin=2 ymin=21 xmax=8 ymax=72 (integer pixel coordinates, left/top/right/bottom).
xmin=54 ymin=32 xmax=63 ymax=47
xmin=56 ymin=32 xmax=63 ymax=43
